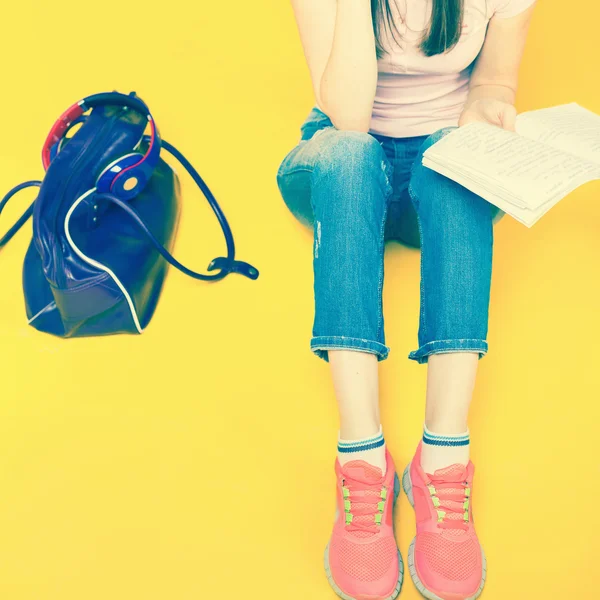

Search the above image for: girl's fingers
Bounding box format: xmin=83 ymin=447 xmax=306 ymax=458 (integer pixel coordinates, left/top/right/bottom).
xmin=501 ymin=104 xmax=517 ymax=131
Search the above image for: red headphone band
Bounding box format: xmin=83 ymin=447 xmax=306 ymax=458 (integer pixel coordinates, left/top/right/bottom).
xmin=41 ymin=93 xmax=159 ymax=173
xmin=41 ymin=101 xmax=86 ymax=170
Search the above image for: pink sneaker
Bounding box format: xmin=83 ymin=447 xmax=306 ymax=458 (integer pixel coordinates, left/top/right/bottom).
xmin=402 ymin=443 xmax=486 ymax=600
xmin=325 ymin=450 xmax=403 ymax=600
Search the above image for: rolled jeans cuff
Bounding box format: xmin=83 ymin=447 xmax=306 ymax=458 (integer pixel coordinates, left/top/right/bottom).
xmin=311 ymin=336 xmax=390 ymax=362
xmin=408 ymin=339 xmax=488 ymax=364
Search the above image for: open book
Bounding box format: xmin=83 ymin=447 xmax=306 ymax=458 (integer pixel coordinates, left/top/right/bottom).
xmin=422 ymin=103 xmax=600 ymax=227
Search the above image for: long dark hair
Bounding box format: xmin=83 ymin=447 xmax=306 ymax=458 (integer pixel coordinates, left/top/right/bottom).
xmin=372 ymin=0 xmax=465 ymax=58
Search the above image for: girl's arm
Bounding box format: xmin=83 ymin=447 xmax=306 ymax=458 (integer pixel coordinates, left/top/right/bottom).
xmin=459 ymin=4 xmax=536 ymax=130
xmin=291 ymin=0 xmax=377 ymax=132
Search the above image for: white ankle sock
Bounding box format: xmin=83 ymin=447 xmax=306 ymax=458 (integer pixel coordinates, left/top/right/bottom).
xmin=338 ymin=426 xmax=387 ymax=475
xmin=420 ymin=425 xmax=470 ymax=475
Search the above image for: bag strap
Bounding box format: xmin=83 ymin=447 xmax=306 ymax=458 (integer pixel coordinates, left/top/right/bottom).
xmin=92 ymin=137 xmax=258 ymax=281
xmin=0 ymin=140 xmax=258 ymax=281
xmin=0 ymin=181 xmax=42 ymax=250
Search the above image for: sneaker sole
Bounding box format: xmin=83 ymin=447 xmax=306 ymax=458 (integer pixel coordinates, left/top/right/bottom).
xmin=401 ymin=465 xmax=487 ymax=600
xmin=324 ymin=472 xmax=404 ymax=600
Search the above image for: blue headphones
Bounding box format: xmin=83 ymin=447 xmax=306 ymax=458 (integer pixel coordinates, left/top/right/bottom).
xmin=42 ymin=92 xmax=161 ymax=201
xmin=36 ymin=91 xmax=259 ymax=281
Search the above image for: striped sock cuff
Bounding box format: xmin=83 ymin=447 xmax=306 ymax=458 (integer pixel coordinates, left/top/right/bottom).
xmin=422 ymin=426 xmax=470 ymax=447
xmin=338 ymin=427 xmax=385 ymax=454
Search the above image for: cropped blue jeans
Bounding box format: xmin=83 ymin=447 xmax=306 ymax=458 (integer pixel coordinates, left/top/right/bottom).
xmin=276 ymin=108 xmax=502 ymax=363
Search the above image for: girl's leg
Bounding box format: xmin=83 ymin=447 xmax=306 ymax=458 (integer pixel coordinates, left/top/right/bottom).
xmin=425 ymin=353 xmax=478 ymax=434
xmin=404 ymin=127 xmax=493 ymax=599
xmin=278 ymin=127 xmax=403 ymax=600
xmin=423 ymin=353 xmax=478 ymax=471
xmin=310 ymin=130 xmax=392 ymax=469
xmin=408 ymin=127 xmax=494 ymax=471
xmin=304 ymin=130 xmax=391 ymax=471
xmin=279 ymin=127 xmax=393 ymax=466
xmin=330 ymin=351 xmax=380 ymax=440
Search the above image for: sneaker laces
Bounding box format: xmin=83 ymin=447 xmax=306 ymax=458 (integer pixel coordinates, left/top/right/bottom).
xmin=426 ymin=465 xmax=471 ymax=533
xmin=340 ymin=463 xmax=387 ymax=536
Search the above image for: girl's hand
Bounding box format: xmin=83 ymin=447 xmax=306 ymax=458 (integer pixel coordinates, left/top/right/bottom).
xmin=458 ymin=98 xmax=517 ymax=131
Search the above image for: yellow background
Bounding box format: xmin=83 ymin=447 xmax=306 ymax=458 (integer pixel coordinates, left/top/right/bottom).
xmin=0 ymin=1 xmax=597 ymax=598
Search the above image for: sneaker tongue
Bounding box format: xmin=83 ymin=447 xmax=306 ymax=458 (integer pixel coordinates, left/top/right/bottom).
xmin=341 ymin=460 xmax=384 ymax=484
xmin=431 ymin=463 xmax=467 ymax=482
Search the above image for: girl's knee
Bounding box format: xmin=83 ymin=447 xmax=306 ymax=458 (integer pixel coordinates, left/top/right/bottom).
xmin=409 ymin=128 xmax=456 ymax=201
xmin=410 ymin=127 xmax=482 ymax=210
xmin=410 ymin=127 xmax=456 ymax=183
xmin=314 ymin=130 xmax=389 ymax=178
xmin=418 ymin=126 xmax=457 ymax=156
xmin=312 ymin=130 xmax=393 ymax=211
xmin=409 ymin=130 xmax=494 ymax=227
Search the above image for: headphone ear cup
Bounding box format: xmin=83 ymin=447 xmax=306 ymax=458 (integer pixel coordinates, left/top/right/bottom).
xmin=95 ymin=152 xmax=144 ymax=196
xmin=111 ymin=170 xmax=148 ymax=201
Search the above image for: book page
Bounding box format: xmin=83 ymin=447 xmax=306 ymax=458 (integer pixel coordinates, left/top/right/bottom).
xmin=516 ymin=103 xmax=600 ymax=164
xmin=421 ymin=155 xmax=579 ymax=227
xmin=423 ymin=122 xmax=600 ymax=209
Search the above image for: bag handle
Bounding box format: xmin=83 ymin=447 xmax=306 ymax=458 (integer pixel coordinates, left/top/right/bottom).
xmin=0 ymin=181 xmax=42 ymax=250
xmin=0 ymin=140 xmax=258 ymax=281
xmin=92 ymin=137 xmax=258 ymax=281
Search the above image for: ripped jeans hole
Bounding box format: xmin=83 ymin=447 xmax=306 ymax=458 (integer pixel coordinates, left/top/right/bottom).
xmin=315 ymin=220 xmax=322 ymax=258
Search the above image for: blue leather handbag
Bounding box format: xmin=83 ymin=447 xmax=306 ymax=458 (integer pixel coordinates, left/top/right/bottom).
xmin=0 ymin=92 xmax=258 ymax=337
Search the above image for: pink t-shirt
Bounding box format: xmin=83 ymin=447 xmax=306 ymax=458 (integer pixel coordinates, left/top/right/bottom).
xmin=370 ymin=0 xmax=537 ymax=138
